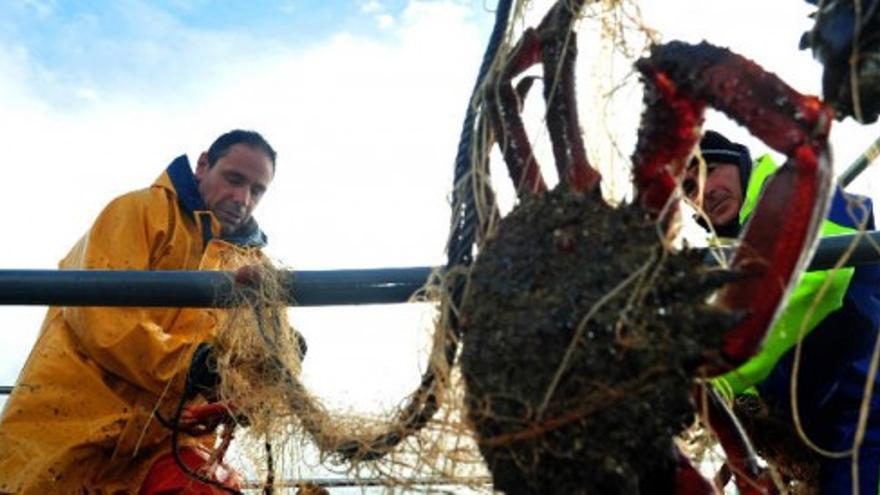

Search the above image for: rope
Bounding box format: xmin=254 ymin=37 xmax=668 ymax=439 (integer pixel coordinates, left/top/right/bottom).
xmin=447 ymin=0 xmax=513 ymax=276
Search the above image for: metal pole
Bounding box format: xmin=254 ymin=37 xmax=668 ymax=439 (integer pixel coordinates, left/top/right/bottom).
xmin=0 ymin=267 xmax=434 ymax=307
xmin=839 ymin=133 xmax=880 ymax=188
xmin=239 ymin=476 xmax=491 ymax=489
xmin=705 ymin=231 xmax=880 ymax=271
xmin=807 ymin=230 xmax=880 ymax=269
xmin=0 ymin=233 xmax=877 ymax=308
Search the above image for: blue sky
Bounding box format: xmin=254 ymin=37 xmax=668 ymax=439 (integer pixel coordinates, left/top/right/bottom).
xmin=0 ymin=0 xmax=451 ymax=109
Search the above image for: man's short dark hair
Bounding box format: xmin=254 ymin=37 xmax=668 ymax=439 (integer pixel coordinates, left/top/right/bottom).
xmin=206 ymin=129 xmax=277 ymax=170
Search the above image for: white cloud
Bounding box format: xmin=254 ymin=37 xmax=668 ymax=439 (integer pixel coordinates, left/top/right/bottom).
xmin=376 ymin=13 xmax=395 ymax=28
xmin=360 ymin=0 xmax=383 ymax=14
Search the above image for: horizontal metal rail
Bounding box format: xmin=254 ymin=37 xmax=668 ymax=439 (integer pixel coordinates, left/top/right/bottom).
xmin=0 ymin=267 xmax=434 ymax=307
xmin=0 ymin=233 xmax=877 ymax=309
xmin=708 ymin=231 xmax=880 ymax=270
xmin=239 ymin=476 xmax=491 ymax=490
xmin=807 ymin=230 xmax=880 ymax=269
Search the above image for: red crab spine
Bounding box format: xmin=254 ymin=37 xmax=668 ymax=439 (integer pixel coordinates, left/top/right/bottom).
xmin=721 ymin=143 xmax=831 ymax=364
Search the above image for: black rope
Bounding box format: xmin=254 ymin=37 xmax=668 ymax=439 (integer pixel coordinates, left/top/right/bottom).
xmin=447 ymin=0 xmax=513 ymax=275
xmin=264 ymin=440 xmax=275 ymax=495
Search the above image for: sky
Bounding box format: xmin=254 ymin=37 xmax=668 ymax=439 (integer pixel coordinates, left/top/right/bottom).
xmin=0 ymin=0 xmax=878 ymax=489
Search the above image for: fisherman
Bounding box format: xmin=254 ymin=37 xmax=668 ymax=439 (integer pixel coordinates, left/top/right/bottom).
xmin=685 ymin=130 xmax=880 ymax=494
xmin=0 ymin=129 xmax=277 ymax=493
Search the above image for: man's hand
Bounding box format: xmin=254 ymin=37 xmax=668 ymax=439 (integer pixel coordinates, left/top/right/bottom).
xmin=233 ymin=264 xmax=262 ymax=288
xmin=179 ymin=401 xmax=234 ymax=433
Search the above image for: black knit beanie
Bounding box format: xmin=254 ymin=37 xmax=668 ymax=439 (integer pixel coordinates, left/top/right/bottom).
xmin=699 ymin=130 xmax=753 ymax=195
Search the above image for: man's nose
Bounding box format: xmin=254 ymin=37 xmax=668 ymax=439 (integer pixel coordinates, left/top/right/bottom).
xmin=703 ymin=181 xmax=719 ymax=200
xmin=232 ymin=186 xmax=251 ymax=209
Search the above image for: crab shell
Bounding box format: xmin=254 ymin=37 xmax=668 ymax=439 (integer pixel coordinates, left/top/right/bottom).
xmin=460 ymin=189 xmax=738 ymax=494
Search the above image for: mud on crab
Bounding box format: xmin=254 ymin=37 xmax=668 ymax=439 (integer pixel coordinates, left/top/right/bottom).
xmin=458 ymin=1 xmax=834 ymax=493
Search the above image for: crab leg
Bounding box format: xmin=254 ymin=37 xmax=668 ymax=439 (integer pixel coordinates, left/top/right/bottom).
xmin=536 ymin=0 xmax=600 ymax=194
xmin=631 ymin=62 xmax=706 ymax=214
xmin=695 ymin=383 xmax=778 ymax=495
xmin=634 ymin=41 xmax=834 ymax=368
xmin=485 ymin=27 xmax=549 ymax=197
xmin=485 ymin=0 xmax=600 ymax=198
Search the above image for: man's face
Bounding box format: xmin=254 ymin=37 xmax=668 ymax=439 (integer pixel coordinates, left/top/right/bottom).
xmin=195 ymin=143 xmax=274 ymax=235
xmin=683 ymin=160 xmax=743 ymax=229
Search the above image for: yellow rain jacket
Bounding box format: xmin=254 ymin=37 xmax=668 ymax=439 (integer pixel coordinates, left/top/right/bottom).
xmin=0 ymin=156 xmax=269 ymax=493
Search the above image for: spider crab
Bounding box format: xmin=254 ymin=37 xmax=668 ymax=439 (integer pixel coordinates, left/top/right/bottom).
xmin=459 ymin=1 xmax=833 ymax=494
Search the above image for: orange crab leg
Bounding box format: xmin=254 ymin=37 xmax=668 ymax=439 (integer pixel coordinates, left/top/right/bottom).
xmin=485 ymin=0 xmax=600 ymax=198
xmin=485 ymin=27 xmax=548 ymax=197
xmin=635 ymin=41 xmax=833 ymax=368
xmin=536 ymin=1 xmax=600 ymax=194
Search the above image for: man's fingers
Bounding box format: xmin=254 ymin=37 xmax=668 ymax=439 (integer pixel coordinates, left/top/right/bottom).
xmin=234 ymin=265 xmax=262 ymax=287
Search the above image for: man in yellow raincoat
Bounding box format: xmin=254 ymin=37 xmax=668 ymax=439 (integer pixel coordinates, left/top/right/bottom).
xmin=0 ymin=129 xmax=277 ymax=493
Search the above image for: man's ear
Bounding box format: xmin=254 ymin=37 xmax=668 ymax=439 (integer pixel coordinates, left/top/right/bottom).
xmin=195 ymin=152 xmax=210 ymax=181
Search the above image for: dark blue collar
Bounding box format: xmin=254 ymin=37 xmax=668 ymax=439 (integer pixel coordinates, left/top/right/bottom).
xmin=164 ymin=155 xmax=268 ymax=248
xmin=167 ymin=155 xmax=206 ymax=215
xmin=224 ymin=217 xmax=269 ymax=248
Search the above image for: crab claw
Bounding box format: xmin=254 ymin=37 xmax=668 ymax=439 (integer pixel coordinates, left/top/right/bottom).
xmin=634 ymin=41 xmax=834 ymax=371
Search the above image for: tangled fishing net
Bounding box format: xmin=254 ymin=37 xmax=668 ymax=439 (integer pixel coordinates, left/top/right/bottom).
xmin=205 ymin=261 xmax=487 ymax=493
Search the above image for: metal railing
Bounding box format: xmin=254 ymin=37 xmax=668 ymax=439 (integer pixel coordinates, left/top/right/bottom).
xmin=0 ymin=232 xmax=877 ymax=309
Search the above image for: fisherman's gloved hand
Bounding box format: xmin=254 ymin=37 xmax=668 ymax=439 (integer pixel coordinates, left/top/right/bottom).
xmin=185 ymin=342 xmax=221 ymax=402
